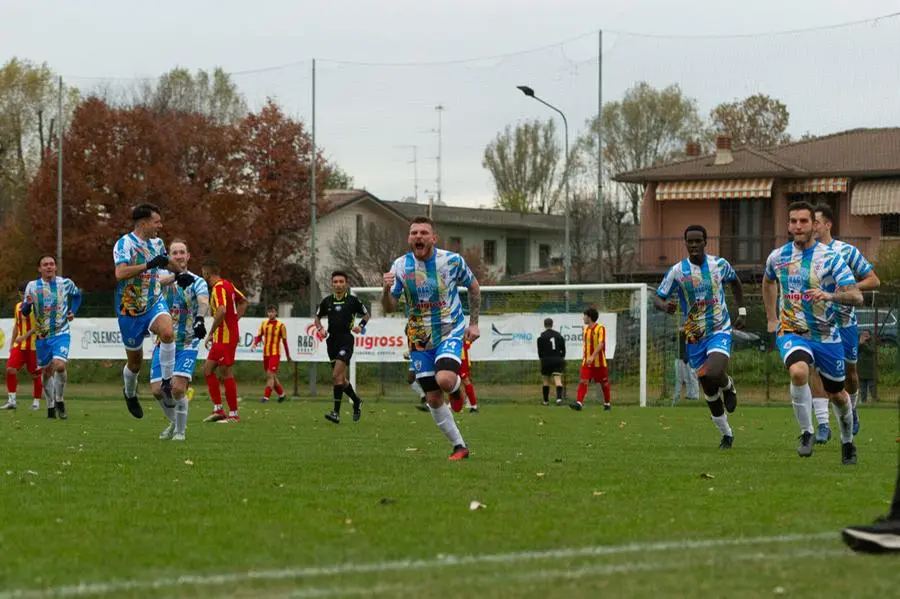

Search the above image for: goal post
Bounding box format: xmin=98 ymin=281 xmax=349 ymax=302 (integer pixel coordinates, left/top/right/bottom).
xmin=346 ymin=283 xmax=651 ymax=407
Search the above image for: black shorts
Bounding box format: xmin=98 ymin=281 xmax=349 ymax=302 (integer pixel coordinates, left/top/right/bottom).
xmin=540 ymin=358 xmax=565 ymax=377
xmin=327 ymin=334 xmax=354 ymax=364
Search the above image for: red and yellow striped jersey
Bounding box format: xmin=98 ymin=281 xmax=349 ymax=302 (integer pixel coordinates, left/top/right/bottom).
xmin=460 ymin=337 xmax=472 ymax=367
xmin=582 ymin=323 xmax=607 ymax=368
xmin=256 ymin=319 xmax=287 ymax=358
xmin=210 ymin=279 xmax=246 ymax=345
xmin=14 ymin=302 xmax=36 ymax=351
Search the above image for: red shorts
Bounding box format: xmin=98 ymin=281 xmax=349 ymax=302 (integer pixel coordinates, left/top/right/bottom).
xmin=458 ymin=359 xmax=471 ymax=379
xmin=580 ymin=364 xmax=608 ymax=383
xmin=263 ymin=355 xmax=281 ymax=372
xmin=207 ymin=342 xmax=237 ymax=367
xmin=7 ymin=347 xmax=38 ymax=373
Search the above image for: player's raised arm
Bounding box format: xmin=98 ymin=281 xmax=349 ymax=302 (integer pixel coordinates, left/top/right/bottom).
xmin=381 ymin=270 xmax=399 ymax=314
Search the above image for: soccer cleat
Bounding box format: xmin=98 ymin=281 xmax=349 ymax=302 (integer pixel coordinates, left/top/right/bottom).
xmin=555 ymin=398 xmax=564 ymax=406
xmin=260 ymin=397 xmax=269 ymax=404
xmin=415 ymin=402 xmax=430 ymax=412
xmin=56 ymin=401 xmax=67 ymax=420
xmin=2 ymin=402 xmax=16 ymax=410
xmin=352 ymin=399 xmax=363 ymax=422
xmin=123 ymin=389 xmax=143 ymax=419
xmin=841 ymin=442 xmax=857 ymax=465
xmin=277 ymin=395 xmax=287 ymax=404
xmin=203 ymin=411 xmax=227 ymax=423
xmin=448 ymin=445 xmax=470 ymax=461
xmin=172 ymin=433 xmax=186 ymax=441
xmin=814 ymin=423 xmax=832 ymax=445
xmin=159 ymin=423 xmax=176 ymax=440
xmin=542 ymin=399 xmax=550 ymax=406
xmin=325 ymin=411 xmax=340 ymax=424
xmin=722 ymin=377 xmax=737 ymax=413
xmin=47 ymin=407 xmax=56 ymax=419
xmin=719 ymin=435 xmax=734 ymax=450
xmin=569 ymin=401 xmax=583 ymax=411
xmin=796 ymin=431 xmax=814 ymax=457
xmin=842 ymin=517 xmax=900 ymax=554
xmin=217 ymin=415 xmax=240 ymax=424
xmin=603 ymin=403 xmax=611 ymax=411
xmin=469 ymin=405 xmax=479 ymax=414
xmin=31 ymin=402 xmax=39 ymax=411
xmin=852 ymin=407 xmax=860 ymax=436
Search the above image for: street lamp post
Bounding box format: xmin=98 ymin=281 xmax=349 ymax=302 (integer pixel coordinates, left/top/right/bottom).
xmin=517 ymin=85 xmax=570 ymax=294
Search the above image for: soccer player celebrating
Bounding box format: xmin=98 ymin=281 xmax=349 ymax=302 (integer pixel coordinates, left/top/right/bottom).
xmin=807 ymin=204 xmax=880 ymax=443
xmin=201 ymin=262 xmax=248 ymax=423
xmin=150 ymin=239 xmax=208 ymax=441
xmin=251 ymin=305 xmax=292 ymax=403
xmin=115 ymin=203 xmax=194 ymax=420
xmin=569 ymin=307 xmax=612 ymax=412
xmin=316 ymin=271 xmax=369 ymax=424
xmin=654 ymin=225 xmax=746 ymax=449
xmin=382 ymin=216 xmax=480 ymax=460
xmin=2 ymin=283 xmax=42 ymax=411
xmin=536 ymin=317 xmax=566 ymax=406
xmin=22 ymin=255 xmax=82 ymax=420
xmin=763 ymin=201 xmax=862 ymax=463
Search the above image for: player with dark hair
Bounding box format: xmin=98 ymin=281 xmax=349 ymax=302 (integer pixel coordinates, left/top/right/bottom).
xmin=654 ymin=224 xmax=746 ymax=449
xmin=316 ymin=270 xmax=370 ymax=423
xmin=201 ymin=261 xmax=249 ymax=423
xmin=537 ymin=317 xmax=566 ymax=406
xmin=763 ymin=201 xmax=862 ymax=463
xmin=382 ymin=216 xmax=480 ymax=460
xmin=806 ymin=203 xmax=880 ymax=443
xmin=570 ymin=307 xmax=611 ymax=412
xmin=251 ymin=304 xmax=291 ymax=403
xmin=3 ymin=283 xmax=43 ymax=411
xmin=22 ymin=255 xmax=82 ymax=419
xmin=114 ymin=203 xmax=194 ymax=420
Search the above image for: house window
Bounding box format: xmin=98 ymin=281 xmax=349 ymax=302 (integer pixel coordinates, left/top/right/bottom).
xmin=448 ymin=236 xmax=462 ymax=253
xmin=883 ymin=214 xmax=900 ymax=237
xmin=355 ymin=214 xmax=364 ymax=257
xmin=539 ymin=244 xmax=551 ymax=269
xmin=483 ymin=239 xmax=497 ymax=265
xmin=719 ymin=198 xmax=773 ymax=264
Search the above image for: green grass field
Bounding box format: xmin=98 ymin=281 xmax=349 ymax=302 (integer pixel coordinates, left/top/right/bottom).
xmin=1 ymin=396 xmax=897 ymax=599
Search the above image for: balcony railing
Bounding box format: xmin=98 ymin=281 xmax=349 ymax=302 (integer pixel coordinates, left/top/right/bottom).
xmin=636 ymin=236 xmax=872 ymax=271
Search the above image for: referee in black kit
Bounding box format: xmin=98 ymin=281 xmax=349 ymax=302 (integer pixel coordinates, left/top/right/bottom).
xmin=536 ymin=317 xmax=566 ymax=406
xmin=315 ymin=271 xmax=370 ymax=424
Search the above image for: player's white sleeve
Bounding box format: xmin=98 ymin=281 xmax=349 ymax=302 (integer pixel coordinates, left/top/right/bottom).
xmin=829 ymin=252 xmax=857 ymax=288
xmin=656 ymin=265 xmax=677 ymax=300
xmin=193 ymin=276 xmax=209 ymax=299
xmin=453 ymin=253 xmax=475 ymax=287
xmin=390 ymin=257 xmax=405 ymax=298
xmin=719 ymin=258 xmax=737 ymax=283
xmin=113 ymin=235 xmax=133 ymax=266
xmin=763 ymin=249 xmax=779 ymax=281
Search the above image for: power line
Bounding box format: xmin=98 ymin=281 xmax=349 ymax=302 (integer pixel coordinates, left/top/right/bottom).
xmin=58 ymin=10 xmax=900 ymax=79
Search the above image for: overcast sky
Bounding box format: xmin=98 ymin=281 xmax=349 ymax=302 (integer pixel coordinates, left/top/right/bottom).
xmin=4 ymin=0 xmax=900 ymax=207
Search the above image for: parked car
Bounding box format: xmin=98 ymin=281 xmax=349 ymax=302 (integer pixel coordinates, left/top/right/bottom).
xmin=855 ymin=308 xmax=898 ymax=346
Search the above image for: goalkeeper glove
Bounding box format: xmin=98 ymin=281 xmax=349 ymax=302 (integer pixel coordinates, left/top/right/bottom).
xmin=193 ymin=319 xmax=207 ymax=341
xmin=147 ymin=254 xmax=169 ymax=270
xmin=175 ymin=271 xmax=195 ymax=288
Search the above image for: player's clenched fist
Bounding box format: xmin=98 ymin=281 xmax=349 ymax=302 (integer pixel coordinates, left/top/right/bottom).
xmin=383 ymin=271 xmax=396 ymax=288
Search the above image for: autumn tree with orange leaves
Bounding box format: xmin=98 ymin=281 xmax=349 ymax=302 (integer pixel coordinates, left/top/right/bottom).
xmin=27 ymin=97 xmax=335 ymax=298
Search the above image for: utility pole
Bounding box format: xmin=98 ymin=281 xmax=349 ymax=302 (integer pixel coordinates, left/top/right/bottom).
xmin=395 ymin=145 xmax=419 ymax=202
xmin=433 ymin=105 xmax=444 ymax=218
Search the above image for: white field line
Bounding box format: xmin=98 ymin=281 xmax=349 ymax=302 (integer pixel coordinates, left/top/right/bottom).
xmin=0 ymin=532 xmax=838 ymax=599
xmin=276 ymin=547 xmax=848 ymax=599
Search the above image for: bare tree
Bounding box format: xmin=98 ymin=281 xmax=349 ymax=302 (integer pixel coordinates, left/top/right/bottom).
xmin=327 ymin=221 xmax=409 ymax=286
xmin=482 ymin=119 xmax=563 ymax=214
